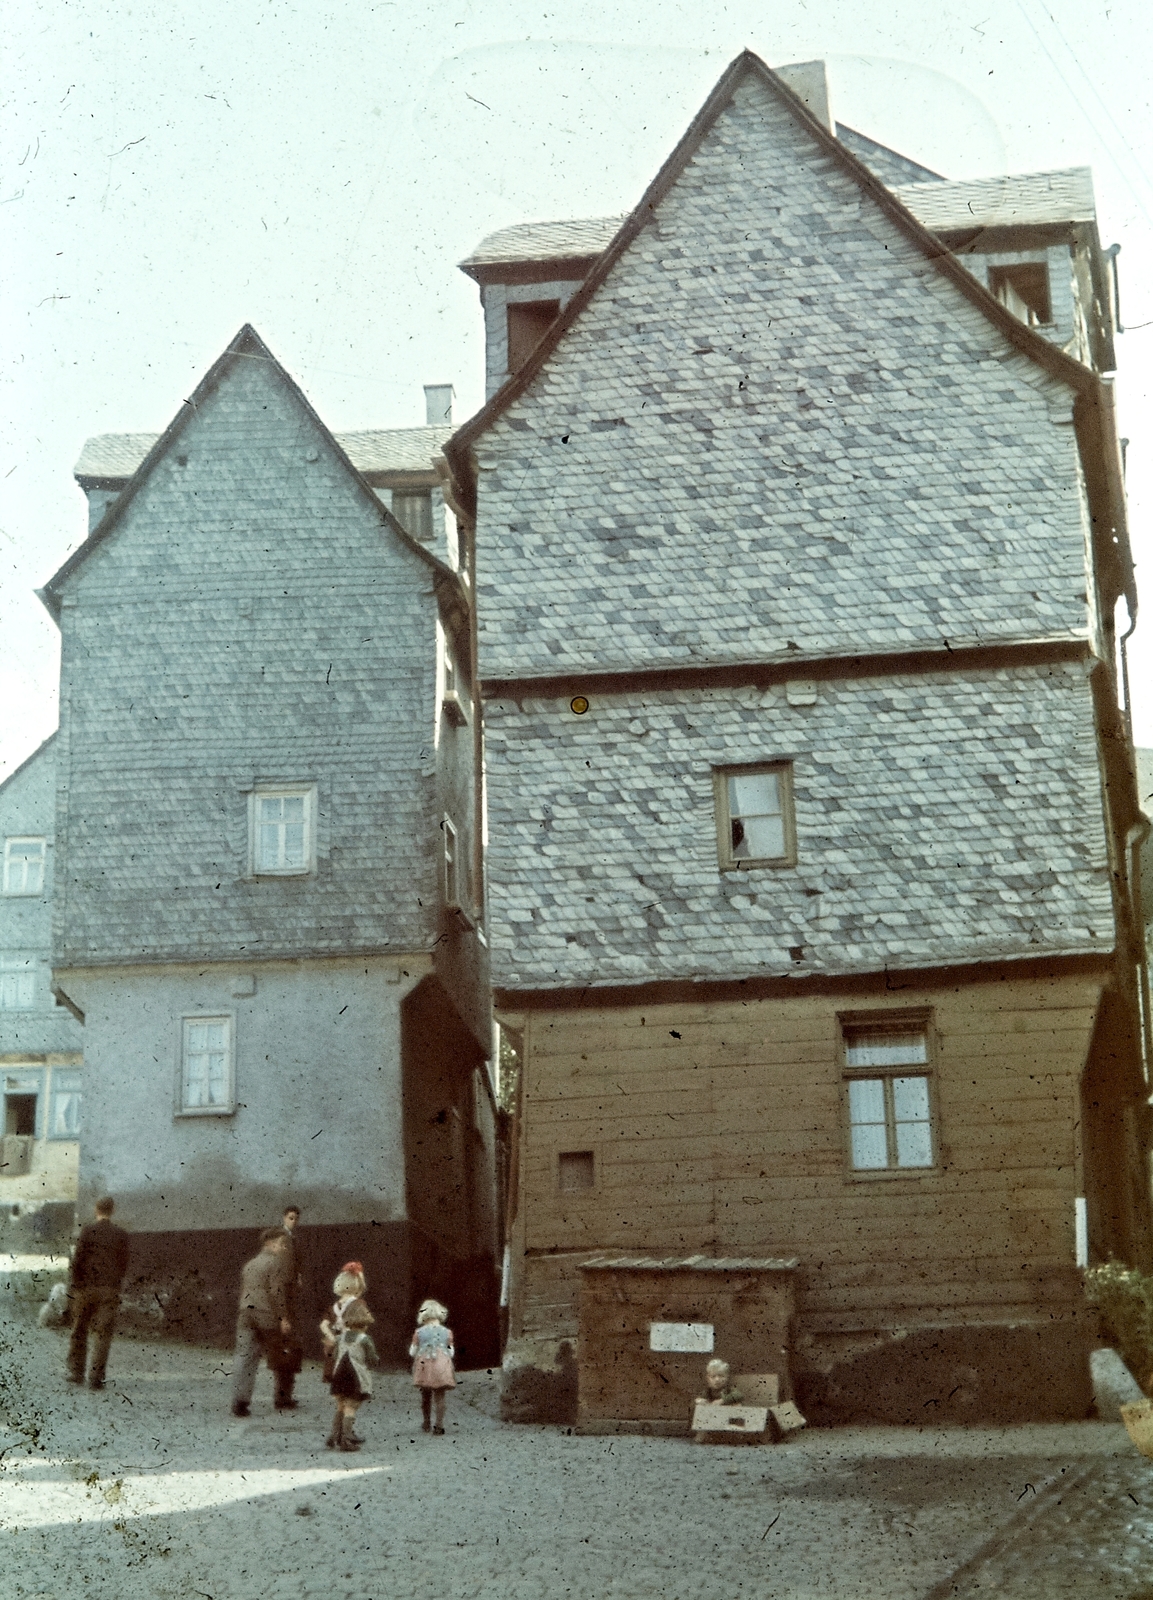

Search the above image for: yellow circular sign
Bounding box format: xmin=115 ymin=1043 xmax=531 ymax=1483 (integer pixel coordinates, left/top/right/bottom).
xmin=570 ymin=696 xmax=590 ymax=715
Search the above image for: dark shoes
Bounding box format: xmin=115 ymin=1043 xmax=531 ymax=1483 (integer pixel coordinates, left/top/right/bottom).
xmin=421 ymin=1419 xmax=431 ymax=1433
xmin=274 ymin=1399 xmax=299 ymax=1411
xmin=66 ymin=1374 xmax=84 ymax=1385
xmin=433 ymin=1425 xmax=445 ymax=1435
xmin=89 ymin=1379 xmax=105 ymax=1391
xmin=231 ymin=1401 xmax=250 ymax=1417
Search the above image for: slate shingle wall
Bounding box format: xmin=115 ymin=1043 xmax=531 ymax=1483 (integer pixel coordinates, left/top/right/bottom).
xmin=473 ymin=74 xmax=1090 ymax=680
xmin=54 ymin=355 xmax=441 ymax=965
xmin=0 ymin=738 xmax=84 ymax=1054
xmin=484 ymin=662 xmax=1112 ymax=988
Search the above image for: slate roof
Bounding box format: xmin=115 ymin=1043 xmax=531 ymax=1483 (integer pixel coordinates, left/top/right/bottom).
xmin=834 ymin=123 xmax=943 ymax=188
xmin=460 ymin=216 xmax=626 ymax=270
xmin=451 ymin=61 xmax=1101 ymax=682
xmin=461 ymin=166 xmax=1093 ymax=281
xmin=483 ymin=664 xmax=1114 ymax=989
xmin=894 ymin=167 xmax=1096 ymax=232
xmin=75 ymin=425 xmax=451 ymax=483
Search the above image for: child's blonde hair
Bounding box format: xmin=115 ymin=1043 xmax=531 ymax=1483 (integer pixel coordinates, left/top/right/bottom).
xmin=705 ymin=1359 xmax=731 ymax=1380
xmin=333 ymin=1268 xmax=366 ymax=1297
xmin=416 ymin=1298 xmax=448 ymax=1326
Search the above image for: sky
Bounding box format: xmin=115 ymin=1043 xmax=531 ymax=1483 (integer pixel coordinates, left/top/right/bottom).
xmin=5 ymin=0 xmax=1153 ymax=780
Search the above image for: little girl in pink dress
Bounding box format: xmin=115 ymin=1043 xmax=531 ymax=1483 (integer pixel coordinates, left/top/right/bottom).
xmin=409 ymin=1299 xmax=455 ymax=1434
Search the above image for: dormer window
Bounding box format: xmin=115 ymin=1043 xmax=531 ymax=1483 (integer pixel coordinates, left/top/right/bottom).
xmin=507 ymin=300 xmax=561 ymax=374
xmin=989 ymin=263 xmax=1051 ymax=328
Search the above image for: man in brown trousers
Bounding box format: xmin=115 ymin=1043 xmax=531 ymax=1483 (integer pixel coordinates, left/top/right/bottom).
xmin=231 ymin=1228 xmax=292 ymax=1417
xmin=67 ymin=1196 xmax=130 ymax=1390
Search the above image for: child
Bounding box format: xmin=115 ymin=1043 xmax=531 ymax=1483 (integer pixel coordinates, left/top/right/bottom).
xmin=320 ymin=1264 xmax=375 ymax=1452
xmin=699 ymin=1358 xmax=743 ymax=1405
xmin=692 ymin=1359 xmax=743 ymax=1443
xmin=409 ymin=1298 xmax=455 ymax=1435
xmin=320 ymin=1261 xmax=367 ymax=1347
xmin=323 ymin=1298 xmax=377 ymax=1451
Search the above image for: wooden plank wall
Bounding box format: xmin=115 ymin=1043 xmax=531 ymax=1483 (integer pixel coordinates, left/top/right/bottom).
xmin=517 ymin=974 xmax=1102 ymax=1343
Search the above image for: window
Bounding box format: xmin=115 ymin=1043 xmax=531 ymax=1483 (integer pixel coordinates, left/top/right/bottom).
xmin=714 ymin=763 xmax=795 ymax=869
xmin=842 ymin=1018 xmax=935 ymax=1174
xmin=392 ymin=490 xmax=433 ymax=542
xmin=48 ymin=1069 xmax=82 ymax=1139
xmin=559 ymin=1150 xmax=595 ymax=1192
xmin=3 ymin=838 xmax=45 ymax=896
xmin=180 ymin=1016 xmax=233 ymax=1113
xmin=507 ymin=300 xmax=560 ymax=373
xmin=988 ymin=263 xmax=1051 ymax=328
xmin=251 ymin=786 xmax=315 ymax=876
xmin=442 ymin=636 xmax=467 ymax=726
xmin=3 ymin=1070 xmax=42 ymax=1137
xmin=443 ymin=816 xmax=461 ymax=909
xmin=0 ymin=956 xmax=35 ymax=1011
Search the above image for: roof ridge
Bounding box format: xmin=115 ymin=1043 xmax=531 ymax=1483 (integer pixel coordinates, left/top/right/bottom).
xmin=46 ymin=326 xmax=453 ymax=618
xmin=446 ymin=49 xmax=1094 ymax=482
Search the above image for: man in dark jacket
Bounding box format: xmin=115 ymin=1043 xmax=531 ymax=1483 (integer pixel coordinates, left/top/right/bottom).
xmin=231 ymin=1229 xmax=292 ymax=1417
xmin=274 ymin=1205 xmax=304 ymax=1408
xmin=67 ymin=1196 xmax=130 ymax=1389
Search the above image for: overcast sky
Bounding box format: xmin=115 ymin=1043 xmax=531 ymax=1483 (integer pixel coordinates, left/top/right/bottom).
xmin=5 ymin=0 xmax=1153 ymax=780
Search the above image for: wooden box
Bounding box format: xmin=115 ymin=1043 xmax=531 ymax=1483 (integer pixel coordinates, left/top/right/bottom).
xmin=577 ymin=1255 xmax=798 ymax=1433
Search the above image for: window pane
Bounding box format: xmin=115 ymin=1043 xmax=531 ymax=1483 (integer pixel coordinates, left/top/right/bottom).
xmin=895 ymin=1119 xmax=934 ymax=1168
xmin=259 ymin=823 xmax=280 ymax=868
xmin=892 ymin=1075 xmax=931 ymax=1123
xmin=738 ymin=813 xmax=786 ymax=860
xmin=282 ymin=796 xmax=305 ymax=821
xmin=850 ymin=1121 xmax=889 ymax=1169
xmin=259 ymin=796 xmax=283 ymax=822
xmin=848 ymin=1077 xmax=888 ymax=1169
xmin=728 ymin=771 xmax=780 ymax=820
xmin=283 ymin=822 xmax=305 ymax=867
xmin=845 ymin=1030 xmax=927 ymax=1068
xmin=848 ymin=1077 xmax=885 ymax=1124
xmin=50 ymin=1088 xmax=82 ymax=1137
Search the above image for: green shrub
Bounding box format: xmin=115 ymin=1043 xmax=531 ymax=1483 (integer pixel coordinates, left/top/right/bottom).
xmin=1084 ymin=1261 xmax=1153 ymax=1391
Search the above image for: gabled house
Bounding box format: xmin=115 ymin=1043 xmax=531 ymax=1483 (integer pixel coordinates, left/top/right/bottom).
xmin=444 ymin=53 xmax=1151 ymax=1423
xmin=41 ymin=326 xmax=499 ymax=1358
xmin=0 ymin=734 xmax=84 ymax=1228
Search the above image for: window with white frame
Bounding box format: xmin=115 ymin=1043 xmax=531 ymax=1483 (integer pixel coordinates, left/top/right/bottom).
xmin=251 ymin=786 xmax=315 ymax=875
xmin=842 ymin=1017 xmax=935 ymax=1173
xmin=3 ymin=838 xmax=46 ymax=896
xmin=0 ymin=955 xmax=35 ymax=1011
xmin=714 ymin=763 xmax=795 ymax=869
xmin=48 ymin=1069 xmax=83 ymax=1139
xmin=180 ymin=1016 xmax=233 ymax=1113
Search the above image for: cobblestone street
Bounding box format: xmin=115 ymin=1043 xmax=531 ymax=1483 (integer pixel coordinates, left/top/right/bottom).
xmin=2 ymin=1296 xmax=1151 ymax=1599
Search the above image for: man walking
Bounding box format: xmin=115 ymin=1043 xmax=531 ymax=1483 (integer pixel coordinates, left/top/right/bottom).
xmin=231 ymin=1228 xmax=292 ymax=1417
xmin=67 ymin=1196 xmax=130 ymax=1390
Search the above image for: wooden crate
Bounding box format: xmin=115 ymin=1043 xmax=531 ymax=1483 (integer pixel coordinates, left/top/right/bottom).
xmin=577 ymin=1256 xmax=797 ymax=1432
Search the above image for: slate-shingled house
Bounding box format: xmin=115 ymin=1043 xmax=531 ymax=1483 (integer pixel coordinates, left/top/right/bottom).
xmin=42 ymin=327 xmax=498 ymax=1356
xmin=0 ymin=734 xmax=84 ymax=1234
xmin=444 ymin=54 xmax=1152 ymax=1422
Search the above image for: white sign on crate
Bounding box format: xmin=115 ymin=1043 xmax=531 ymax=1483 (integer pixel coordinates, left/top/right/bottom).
xmin=649 ymin=1321 xmax=715 ymax=1353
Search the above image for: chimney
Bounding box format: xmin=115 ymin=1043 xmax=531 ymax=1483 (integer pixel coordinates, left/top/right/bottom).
xmin=775 ymin=60 xmax=834 ymax=134
xmin=424 ymin=384 xmax=454 ymax=427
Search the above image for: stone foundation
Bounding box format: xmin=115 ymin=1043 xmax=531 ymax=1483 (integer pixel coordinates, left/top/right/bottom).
xmin=794 ymin=1320 xmax=1095 ymax=1426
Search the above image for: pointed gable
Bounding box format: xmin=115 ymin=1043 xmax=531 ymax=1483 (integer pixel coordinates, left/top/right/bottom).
xmin=46 ymin=329 xmax=447 ymax=968
xmin=456 ymin=57 xmax=1094 ymax=680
